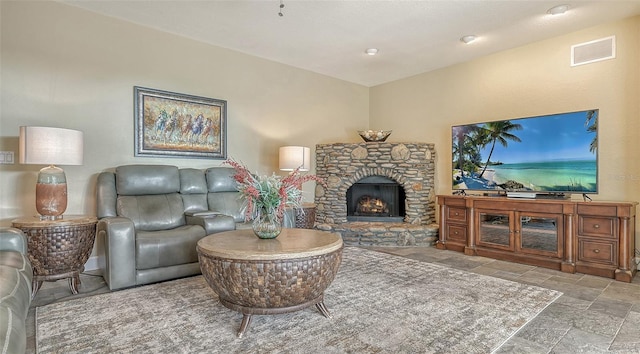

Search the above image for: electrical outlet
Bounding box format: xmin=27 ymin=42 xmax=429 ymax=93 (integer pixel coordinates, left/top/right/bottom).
xmin=0 ymin=151 xmax=14 ymax=164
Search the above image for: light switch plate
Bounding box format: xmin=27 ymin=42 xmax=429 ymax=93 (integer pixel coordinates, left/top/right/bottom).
xmin=0 ymin=151 xmax=15 ymax=164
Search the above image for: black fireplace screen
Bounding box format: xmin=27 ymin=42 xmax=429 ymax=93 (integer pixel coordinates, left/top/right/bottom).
xmin=346 ymin=176 xmax=405 ymax=222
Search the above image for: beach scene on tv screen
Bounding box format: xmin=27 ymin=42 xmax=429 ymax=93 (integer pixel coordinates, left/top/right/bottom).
xmin=452 ymin=110 xmax=598 ymax=193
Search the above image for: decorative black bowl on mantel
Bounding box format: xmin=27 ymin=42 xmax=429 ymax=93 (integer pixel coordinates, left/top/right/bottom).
xmin=358 ymin=130 xmax=392 ymax=142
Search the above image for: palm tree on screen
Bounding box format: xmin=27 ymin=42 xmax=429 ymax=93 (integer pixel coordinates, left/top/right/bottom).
xmin=454 ymin=125 xmax=492 ymax=179
xmin=468 ymin=128 xmax=488 ymax=169
xmin=478 ymin=120 xmax=522 ymax=178
xmin=585 ymin=110 xmax=598 ymax=153
xmin=453 ymin=125 xmax=475 ymax=177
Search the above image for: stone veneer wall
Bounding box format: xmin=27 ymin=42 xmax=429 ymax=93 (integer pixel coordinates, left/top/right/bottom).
xmin=314 ymin=142 xmax=439 ymax=246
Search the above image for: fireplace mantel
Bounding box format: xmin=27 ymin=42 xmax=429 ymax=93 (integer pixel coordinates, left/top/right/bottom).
xmin=314 ymin=142 xmax=439 ymax=246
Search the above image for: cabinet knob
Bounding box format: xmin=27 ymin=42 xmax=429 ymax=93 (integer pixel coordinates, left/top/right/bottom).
xmin=593 ymin=249 xmax=600 ymax=253
xmin=593 ymin=224 xmax=600 ymax=229
xmin=454 ymin=231 xmax=459 ymax=235
xmin=454 ymin=212 xmax=459 ymax=216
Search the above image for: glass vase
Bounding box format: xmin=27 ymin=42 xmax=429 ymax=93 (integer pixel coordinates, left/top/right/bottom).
xmin=252 ymin=213 xmax=282 ymax=239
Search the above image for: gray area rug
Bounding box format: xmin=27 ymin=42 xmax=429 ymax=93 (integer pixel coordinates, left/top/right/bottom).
xmin=36 ymin=247 xmax=561 ymax=353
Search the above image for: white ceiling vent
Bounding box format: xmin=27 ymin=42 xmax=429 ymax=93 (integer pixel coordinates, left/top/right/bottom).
xmin=571 ymin=36 xmax=616 ymax=67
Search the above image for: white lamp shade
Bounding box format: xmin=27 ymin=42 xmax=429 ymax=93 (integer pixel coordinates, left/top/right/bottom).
xmin=19 ymin=126 xmax=84 ymax=165
xmin=279 ymin=146 xmax=311 ymax=172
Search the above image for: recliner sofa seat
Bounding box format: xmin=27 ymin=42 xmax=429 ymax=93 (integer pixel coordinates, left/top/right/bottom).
xmin=96 ymin=165 xmax=243 ymax=290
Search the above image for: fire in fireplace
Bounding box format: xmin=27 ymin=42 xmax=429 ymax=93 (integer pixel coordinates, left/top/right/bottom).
xmin=346 ymin=176 xmax=405 ymax=222
xmin=356 ymin=195 xmax=389 ymax=215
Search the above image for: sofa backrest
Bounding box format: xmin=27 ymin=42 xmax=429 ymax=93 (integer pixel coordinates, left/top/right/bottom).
xmin=205 ymin=167 xmax=244 ymax=222
xmin=180 ymin=168 xmax=210 ymax=213
xmin=114 ymin=165 xmax=186 ymax=231
xmin=96 ymin=165 xmax=244 ymax=226
xmin=0 ymin=227 xmax=28 ymax=254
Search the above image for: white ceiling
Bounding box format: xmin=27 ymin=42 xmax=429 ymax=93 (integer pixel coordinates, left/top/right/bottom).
xmin=60 ymin=0 xmax=640 ymax=87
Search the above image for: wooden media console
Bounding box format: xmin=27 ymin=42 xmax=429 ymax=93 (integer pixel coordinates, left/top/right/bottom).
xmin=437 ymin=195 xmax=637 ymax=282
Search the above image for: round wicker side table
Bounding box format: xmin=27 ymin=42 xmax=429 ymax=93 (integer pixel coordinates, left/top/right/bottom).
xmin=197 ymin=228 xmax=343 ymax=338
xmin=11 ymin=215 xmax=98 ymax=298
xmin=294 ymin=203 xmax=316 ymax=229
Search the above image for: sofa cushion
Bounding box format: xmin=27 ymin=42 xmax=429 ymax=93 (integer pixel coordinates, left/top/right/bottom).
xmin=0 ymin=251 xmax=32 ymax=278
xmin=116 ymin=165 xmax=180 ymax=195
xmin=206 ymin=168 xmax=244 ymax=222
xmin=206 ymin=167 xmax=237 ymax=192
xmin=135 ymin=225 xmax=206 ymax=270
xmin=0 ymin=304 xmax=27 ymax=354
xmin=0 ymin=264 xmax=31 ymax=321
xmin=207 ymin=193 xmax=244 ymax=223
xmin=180 ymin=168 xmax=210 ymax=213
xmin=182 ymin=194 xmax=209 ymax=213
xmin=0 ymin=228 xmax=28 ymax=254
xmin=180 ymin=168 xmax=208 ymax=194
xmin=117 ymin=193 xmax=186 ymax=231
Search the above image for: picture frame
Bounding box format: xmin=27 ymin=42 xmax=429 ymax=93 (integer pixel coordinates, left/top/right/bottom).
xmin=134 ymin=86 xmax=227 ymax=159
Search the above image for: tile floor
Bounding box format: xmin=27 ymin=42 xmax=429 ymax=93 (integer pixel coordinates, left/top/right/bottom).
xmin=26 ymin=246 xmax=640 ymax=353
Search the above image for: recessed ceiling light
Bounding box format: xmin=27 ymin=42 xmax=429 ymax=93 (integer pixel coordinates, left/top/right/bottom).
xmin=547 ymin=4 xmax=569 ymax=15
xmin=365 ymin=48 xmax=378 ymax=55
xmin=460 ymin=35 xmax=477 ymax=44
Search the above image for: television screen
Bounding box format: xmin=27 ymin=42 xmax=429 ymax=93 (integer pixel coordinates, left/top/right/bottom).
xmin=452 ymin=109 xmax=598 ymax=194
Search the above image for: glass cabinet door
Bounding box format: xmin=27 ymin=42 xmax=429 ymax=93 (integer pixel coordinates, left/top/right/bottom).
xmin=518 ymin=214 xmax=562 ymax=258
xmin=477 ymin=211 xmax=514 ymax=251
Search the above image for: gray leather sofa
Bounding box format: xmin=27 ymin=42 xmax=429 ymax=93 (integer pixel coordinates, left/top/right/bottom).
xmin=96 ymin=165 xmax=244 ymax=291
xmin=0 ymin=227 xmax=33 ymax=354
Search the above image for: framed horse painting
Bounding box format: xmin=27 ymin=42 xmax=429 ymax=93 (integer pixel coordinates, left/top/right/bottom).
xmin=134 ymin=86 xmax=227 ymax=159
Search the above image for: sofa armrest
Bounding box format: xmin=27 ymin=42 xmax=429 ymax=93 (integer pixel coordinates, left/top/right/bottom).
xmin=0 ymin=227 xmax=28 ymax=254
xmin=186 ymin=214 xmax=236 ymax=234
xmin=96 ymin=171 xmax=117 ymax=218
xmin=97 ymin=217 xmax=137 ymax=290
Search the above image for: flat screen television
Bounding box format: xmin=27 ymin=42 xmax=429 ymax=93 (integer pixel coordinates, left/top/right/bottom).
xmin=452 ymin=109 xmax=598 ymax=195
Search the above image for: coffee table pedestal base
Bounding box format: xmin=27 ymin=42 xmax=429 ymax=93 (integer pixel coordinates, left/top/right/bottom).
xmin=220 ymin=295 xmax=332 ymax=338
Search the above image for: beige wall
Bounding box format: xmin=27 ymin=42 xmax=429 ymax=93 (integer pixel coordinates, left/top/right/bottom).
xmin=2 ymin=2 xmax=639 ymax=248
xmin=0 ymin=1 xmax=369 ymax=224
xmin=370 ymin=16 xmax=640 ymax=244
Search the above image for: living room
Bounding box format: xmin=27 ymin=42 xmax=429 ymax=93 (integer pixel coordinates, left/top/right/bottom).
xmin=1 ymin=1 xmax=640 ymax=353
xmin=1 ymin=2 xmax=639 ymax=229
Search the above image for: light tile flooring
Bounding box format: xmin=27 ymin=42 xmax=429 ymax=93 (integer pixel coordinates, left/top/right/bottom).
xmin=26 ymin=247 xmax=640 ymax=353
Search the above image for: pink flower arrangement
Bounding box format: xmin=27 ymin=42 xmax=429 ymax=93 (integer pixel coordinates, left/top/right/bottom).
xmin=224 ymin=159 xmax=323 ymax=223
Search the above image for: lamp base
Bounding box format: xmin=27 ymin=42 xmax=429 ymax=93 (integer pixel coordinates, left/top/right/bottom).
xmin=37 ymin=213 xmax=64 ymax=221
xmin=36 ymin=165 xmax=68 ymax=219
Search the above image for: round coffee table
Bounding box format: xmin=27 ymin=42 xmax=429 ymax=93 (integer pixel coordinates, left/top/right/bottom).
xmin=196 ymin=228 xmax=343 ymax=337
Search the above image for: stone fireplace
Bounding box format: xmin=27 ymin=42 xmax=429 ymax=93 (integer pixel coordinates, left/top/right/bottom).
xmin=314 ymin=142 xmax=439 ymax=246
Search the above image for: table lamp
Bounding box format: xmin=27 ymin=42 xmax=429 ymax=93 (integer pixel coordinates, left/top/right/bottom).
xmin=19 ymin=126 xmax=84 ymax=220
xmin=279 ymin=146 xmax=310 ymax=172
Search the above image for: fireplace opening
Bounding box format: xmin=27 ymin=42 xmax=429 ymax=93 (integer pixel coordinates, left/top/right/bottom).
xmin=346 ymin=176 xmax=405 ymax=222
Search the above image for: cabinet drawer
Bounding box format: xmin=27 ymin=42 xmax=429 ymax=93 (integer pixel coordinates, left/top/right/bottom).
xmin=447 ymin=207 xmax=467 ymax=222
xmin=440 ymin=196 xmax=466 ymax=207
xmin=577 ymin=204 xmax=618 ymax=217
xmin=578 ymin=239 xmax=616 ymax=265
xmin=578 ymin=216 xmax=615 ymax=238
xmin=446 ymin=225 xmax=467 ymax=243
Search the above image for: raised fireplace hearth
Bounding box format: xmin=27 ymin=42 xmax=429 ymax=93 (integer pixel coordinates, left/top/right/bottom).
xmin=314 ymin=142 xmax=438 ymax=246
